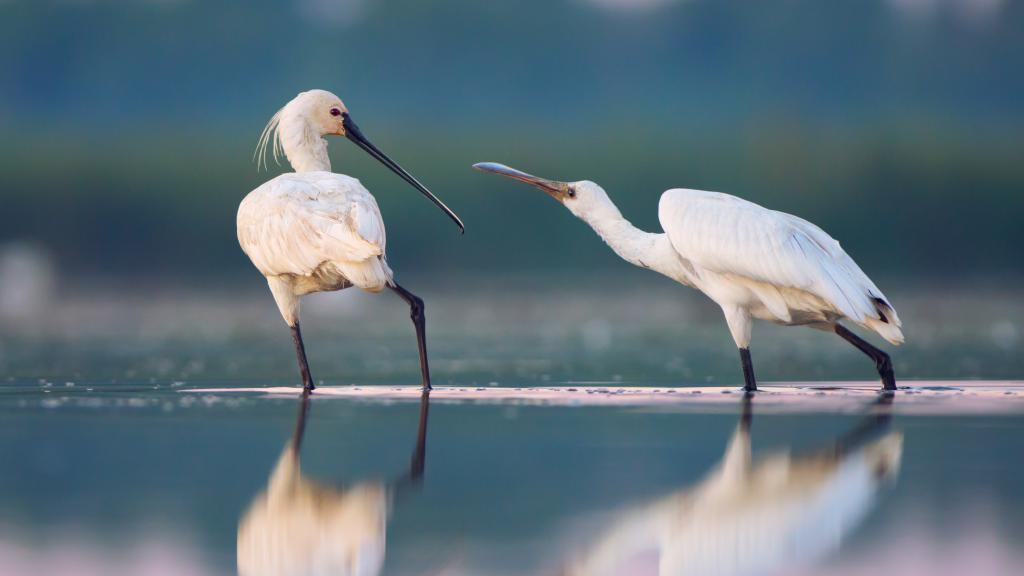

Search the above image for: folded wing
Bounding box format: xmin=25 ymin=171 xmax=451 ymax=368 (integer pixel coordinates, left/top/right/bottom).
xmin=658 ymin=189 xmax=900 ymax=339
xmin=238 ymin=173 xmax=386 ymax=278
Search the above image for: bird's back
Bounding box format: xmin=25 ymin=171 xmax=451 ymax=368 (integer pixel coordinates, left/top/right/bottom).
xmin=658 ymin=188 xmax=902 ymax=343
xmin=238 ymin=172 xmax=391 ymax=290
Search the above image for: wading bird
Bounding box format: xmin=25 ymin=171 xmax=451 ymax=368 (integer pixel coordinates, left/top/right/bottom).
xmin=473 ymin=162 xmax=902 ymax=391
xmin=239 ymin=90 xmax=463 ymax=393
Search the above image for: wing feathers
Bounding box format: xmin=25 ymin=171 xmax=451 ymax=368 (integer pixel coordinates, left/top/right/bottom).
xmin=659 ymin=189 xmax=900 ymax=336
xmin=238 ymin=174 xmax=386 ymax=278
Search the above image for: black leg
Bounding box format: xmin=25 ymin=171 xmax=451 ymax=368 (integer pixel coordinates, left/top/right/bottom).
xmin=739 ymin=347 xmax=757 ymax=392
xmin=389 ymin=283 xmax=432 ymax=391
xmin=834 ymin=324 xmax=896 ymax=391
xmin=290 ymin=323 xmax=316 ymax=394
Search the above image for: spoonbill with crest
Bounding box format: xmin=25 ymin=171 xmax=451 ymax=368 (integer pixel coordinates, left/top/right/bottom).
xmin=473 ymin=162 xmax=902 ymax=391
xmin=239 ymin=90 xmax=463 ymax=394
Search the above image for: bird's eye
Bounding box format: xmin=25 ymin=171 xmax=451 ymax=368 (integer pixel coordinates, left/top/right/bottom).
xmin=329 ymin=108 xmax=342 ymax=117
xmin=567 ymin=186 xmax=577 ymax=198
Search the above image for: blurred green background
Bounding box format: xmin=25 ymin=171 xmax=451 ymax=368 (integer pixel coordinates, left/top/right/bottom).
xmin=1 ymin=0 xmax=1021 ymax=285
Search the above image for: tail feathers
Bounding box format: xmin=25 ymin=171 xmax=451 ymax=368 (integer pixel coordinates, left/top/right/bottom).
xmin=864 ymin=297 xmax=904 ymax=345
xmin=335 ymin=257 xmax=393 ymax=293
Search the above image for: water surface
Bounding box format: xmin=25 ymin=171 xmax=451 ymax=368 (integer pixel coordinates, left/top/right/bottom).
xmin=1 ymin=283 xmax=1022 ymax=574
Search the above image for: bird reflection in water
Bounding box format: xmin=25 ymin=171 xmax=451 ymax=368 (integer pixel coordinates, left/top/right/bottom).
xmin=566 ymin=394 xmax=902 ymax=576
xmin=237 ymin=390 xmax=430 ymax=576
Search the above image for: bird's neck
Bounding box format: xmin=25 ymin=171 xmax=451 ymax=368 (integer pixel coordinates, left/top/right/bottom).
xmin=280 ymin=116 xmax=331 ymax=172
xmin=578 ymin=204 xmax=683 ymax=281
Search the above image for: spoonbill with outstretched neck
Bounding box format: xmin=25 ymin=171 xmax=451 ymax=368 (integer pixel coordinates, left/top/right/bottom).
xmin=238 ymin=90 xmax=463 ymax=393
xmin=473 ymin=162 xmax=902 ymax=391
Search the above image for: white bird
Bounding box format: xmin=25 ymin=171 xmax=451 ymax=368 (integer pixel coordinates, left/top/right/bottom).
xmin=565 ymin=400 xmax=902 ymax=575
xmin=473 ymin=162 xmax=903 ymax=391
xmin=239 ymin=90 xmax=463 ymax=393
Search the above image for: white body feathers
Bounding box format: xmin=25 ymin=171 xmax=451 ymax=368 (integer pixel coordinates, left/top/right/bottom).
xmin=656 ymin=188 xmax=903 ymax=347
xmin=238 ymin=172 xmax=393 ymax=325
xmin=559 ymin=181 xmax=903 ymax=349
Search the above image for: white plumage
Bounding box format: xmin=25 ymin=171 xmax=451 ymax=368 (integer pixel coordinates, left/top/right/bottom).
xmin=240 ymin=173 xmax=387 ymax=280
xmin=238 ymin=172 xmax=393 ymax=324
xmin=239 ymin=90 xmax=462 ymax=393
xmin=658 ymin=189 xmax=903 ymax=348
xmin=473 ymin=162 xmax=902 ymax=391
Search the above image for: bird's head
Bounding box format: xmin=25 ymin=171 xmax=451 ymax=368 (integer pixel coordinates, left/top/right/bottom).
xmin=284 ymin=89 xmax=350 ymax=137
xmin=472 ymin=162 xmax=616 ymax=221
xmin=257 ymin=89 xmax=464 ymax=233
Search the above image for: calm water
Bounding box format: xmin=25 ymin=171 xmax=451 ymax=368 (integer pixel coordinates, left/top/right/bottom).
xmin=1 ymin=281 xmax=1022 ymax=575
